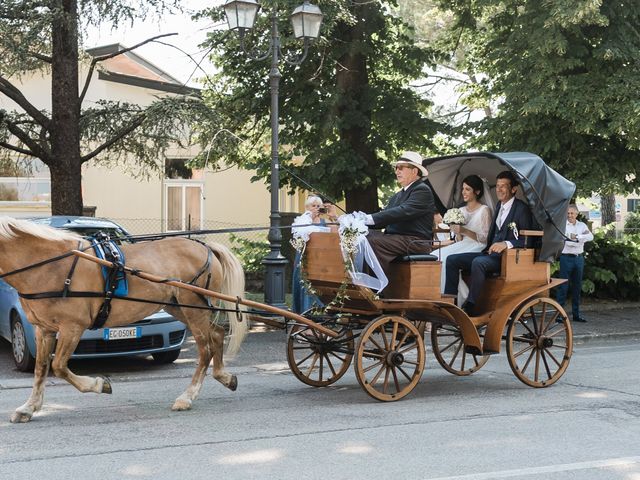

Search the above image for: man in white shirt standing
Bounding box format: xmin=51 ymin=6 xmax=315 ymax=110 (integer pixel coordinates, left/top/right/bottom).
xmin=556 ymin=204 xmax=594 ymax=322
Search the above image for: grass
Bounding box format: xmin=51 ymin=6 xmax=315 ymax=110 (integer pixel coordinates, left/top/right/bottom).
xmin=244 ymin=291 xmax=293 ymax=308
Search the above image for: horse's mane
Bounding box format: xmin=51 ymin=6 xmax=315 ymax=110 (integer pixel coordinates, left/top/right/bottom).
xmin=0 ymin=217 xmax=82 ymax=242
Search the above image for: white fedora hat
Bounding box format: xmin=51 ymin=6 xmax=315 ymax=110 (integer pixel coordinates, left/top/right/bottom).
xmin=395 ymin=151 xmax=428 ymax=177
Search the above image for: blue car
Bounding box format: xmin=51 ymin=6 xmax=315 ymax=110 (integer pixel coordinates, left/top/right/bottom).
xmin=0 ymin=216 xmax=187 ymax=371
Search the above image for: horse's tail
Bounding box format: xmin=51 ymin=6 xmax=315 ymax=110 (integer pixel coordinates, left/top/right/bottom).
xmin=207 ymin=242 xmax=249 ymax=357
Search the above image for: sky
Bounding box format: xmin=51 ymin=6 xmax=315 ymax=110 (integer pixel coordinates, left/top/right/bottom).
xmin=84 ymin=0 xmax=223 ymax=87
xmin=82 ymin=2 xmax=466 ymax=118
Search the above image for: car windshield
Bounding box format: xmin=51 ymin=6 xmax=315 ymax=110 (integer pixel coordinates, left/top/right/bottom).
xmin=65 ymin=227 xmax=130 ymax=244
xmin=30 ymin=217 xmax=132 ymax=244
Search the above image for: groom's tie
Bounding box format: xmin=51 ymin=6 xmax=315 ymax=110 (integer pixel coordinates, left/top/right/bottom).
xmin=497 ymin=204 xmax=507 ymax=229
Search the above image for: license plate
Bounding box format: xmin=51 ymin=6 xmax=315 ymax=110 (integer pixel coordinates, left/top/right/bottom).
xmin=103 ymin=327 xmax=141 ymax=340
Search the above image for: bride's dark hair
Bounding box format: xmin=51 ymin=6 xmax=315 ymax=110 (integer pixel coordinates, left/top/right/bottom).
xmin=462 ymin=175 xmax=484 ymax=199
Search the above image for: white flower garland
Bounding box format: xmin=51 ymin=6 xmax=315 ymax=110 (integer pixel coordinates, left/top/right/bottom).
xmin=337 ymin=211 xmax=369 ymax=255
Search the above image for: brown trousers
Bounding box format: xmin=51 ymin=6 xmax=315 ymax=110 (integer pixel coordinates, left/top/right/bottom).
xmin=367 ymin=231 xmax=433 ymax=274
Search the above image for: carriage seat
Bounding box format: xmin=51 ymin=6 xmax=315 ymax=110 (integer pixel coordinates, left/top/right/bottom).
xmin=386 ymin=254 xmax=440 ymax=300
xmin=393 ymin=254 xmax=438 ymax=262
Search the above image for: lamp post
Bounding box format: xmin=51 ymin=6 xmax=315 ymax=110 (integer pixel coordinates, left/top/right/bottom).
xmin=224 ymin=0 xmax=323 ymax=307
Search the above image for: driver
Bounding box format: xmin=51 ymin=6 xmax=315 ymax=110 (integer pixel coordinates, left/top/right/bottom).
xmin=443 ymin=170 xmax=533 ymax=316
xmin=364 ymin=151 xmax=436 ymax=274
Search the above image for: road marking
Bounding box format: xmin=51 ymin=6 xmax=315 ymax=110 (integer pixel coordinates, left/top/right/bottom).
xmin=426 ymin=456 xmax=640 ymax=480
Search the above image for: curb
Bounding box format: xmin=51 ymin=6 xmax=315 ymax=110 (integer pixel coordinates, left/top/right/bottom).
xmin=573 ymin=331 xmax=640 ymax=344
xmin=579 ymin=302 xmax=640 ymax=312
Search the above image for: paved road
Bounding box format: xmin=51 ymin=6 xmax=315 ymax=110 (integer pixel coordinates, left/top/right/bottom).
xmin=0 ymin=324 xmax=285 ymax=383
xmin=1 ymin=330 xmax=639 ymax=480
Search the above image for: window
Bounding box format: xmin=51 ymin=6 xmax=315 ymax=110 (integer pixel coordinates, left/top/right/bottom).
xmin=165 ymin=181 xmax=203 ymax=231
xmin=164 ymin=158 xmax=204 ymax=231
xmin=627 ymin=198 xmax=640 ymax=213
xmin=0 ymin=159 xmax=51 ymax=202
xmin=279 ymin=188 xmax=297 ymax=213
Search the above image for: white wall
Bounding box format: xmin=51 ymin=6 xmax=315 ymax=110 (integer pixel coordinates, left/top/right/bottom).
xmin=1 ymin=61 xmax=272 ymax=229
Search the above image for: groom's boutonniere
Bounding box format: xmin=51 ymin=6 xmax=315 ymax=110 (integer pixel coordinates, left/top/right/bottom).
xmin=508 ymin=221 xmax=519 ymax=240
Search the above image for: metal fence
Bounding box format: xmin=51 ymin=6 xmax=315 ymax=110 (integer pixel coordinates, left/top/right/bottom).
xmin=108 ymin=217 xmax=299 ymax=293
xmin=109 ymin=218 xmax=270 ymax=249
xmin=617 ymin=228 xmax=640 ymax=239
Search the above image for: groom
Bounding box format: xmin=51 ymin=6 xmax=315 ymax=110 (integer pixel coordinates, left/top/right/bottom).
xmin=444 ymin=170 xmax=533 ymax=316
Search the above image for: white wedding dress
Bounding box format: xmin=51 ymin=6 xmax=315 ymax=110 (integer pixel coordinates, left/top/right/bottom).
xmin=432 ymin=204 xmax=493 ymax=304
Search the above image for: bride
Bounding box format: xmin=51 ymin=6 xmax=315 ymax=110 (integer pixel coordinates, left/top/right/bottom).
xmin=432 ymin=174 xmax=493 ymax=303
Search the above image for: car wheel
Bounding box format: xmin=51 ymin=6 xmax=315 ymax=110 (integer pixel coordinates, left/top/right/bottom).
xmin=11 ymin=313 xmax=36 ymax=372
xmin=151 ymin=349 xmax=181 ymax=364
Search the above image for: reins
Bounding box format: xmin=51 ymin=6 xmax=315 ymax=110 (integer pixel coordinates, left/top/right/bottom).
xmin=0 ymin=222 xmax=324 ymax=280
xmin=70 ymin=250 xmax=337 ymax=337
xmin=122 ymin=221 xmax=337 ymax=243
xmin=2 ymin=229 xmax=337 ymax=336
xmin=0 ymin=245 xmax=94 ymax=279
xmin=12 ymin=236 xmax=217 ymax=330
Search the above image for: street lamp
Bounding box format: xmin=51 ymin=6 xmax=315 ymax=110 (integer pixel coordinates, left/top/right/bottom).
xmin=224 ymin=0 xmax=323 ymax=308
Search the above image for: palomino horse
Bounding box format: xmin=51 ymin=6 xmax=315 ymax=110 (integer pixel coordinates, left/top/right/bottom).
xmin=0 ymin=217 xmax=248 ymax=423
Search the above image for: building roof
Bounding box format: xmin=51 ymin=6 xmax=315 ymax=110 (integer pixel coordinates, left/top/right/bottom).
xmin=85 ymin=43 xmax=199 ymax=95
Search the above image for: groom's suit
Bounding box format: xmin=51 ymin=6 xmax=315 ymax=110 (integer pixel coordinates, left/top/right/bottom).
xmin=444 ymin=197 xmax=533 ymax=312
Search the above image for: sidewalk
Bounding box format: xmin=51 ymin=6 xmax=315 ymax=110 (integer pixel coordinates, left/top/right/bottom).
xmin=568 ymin=299 xmax=640 ymax=343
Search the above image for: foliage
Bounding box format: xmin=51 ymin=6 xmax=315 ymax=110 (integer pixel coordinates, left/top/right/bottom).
xmin=196 ymin=0 xmax=443 ymax=212
xmin=435 ymin=0 xmax=640 ymax=197
xmin=229 ymin=234 xmax=269 ymax=274
xmin=582 ymin=226 xmax=640 ymax=300
xmin=624 ymin=210 xmax=640 ymax=234
xmin=79 ymin=96 xmax=217 ymax=178
xmin=0 ymin=0 xmax=216 ymax=214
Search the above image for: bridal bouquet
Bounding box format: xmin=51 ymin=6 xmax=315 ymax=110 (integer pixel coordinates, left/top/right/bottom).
xmin=443 ymin=208 xmax=466 ymax=225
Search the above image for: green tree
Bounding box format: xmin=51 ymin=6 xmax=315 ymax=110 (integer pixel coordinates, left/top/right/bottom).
xmin=0 ymin=0 xmax=212 ymax=215
xmin=197 ymin=0 xmax=442 ymax=212
xmin=625 ymin=208 xmax=640 ymax=234
xmin=435 ymin=0 xmax=640 ymax=212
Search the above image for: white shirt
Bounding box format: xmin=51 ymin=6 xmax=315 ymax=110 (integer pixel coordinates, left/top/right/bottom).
xmin=562 ymin=220 xmax=593 ymax=255
xmin=496 ymin=197 xmax=515 ymax=229
xmin=496 ymin=197 xmax=515 ymax=249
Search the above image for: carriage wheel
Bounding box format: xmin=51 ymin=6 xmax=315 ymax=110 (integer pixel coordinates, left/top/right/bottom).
xmin=287 ymin=323 xmax=354 ymax=387
xmin=354 ymin=315 xmax=425 ymax=402
xmin=431 ymin=324 xmax=490 ymax=376
xmin=506 ymin=297 xmax=573 ymax=388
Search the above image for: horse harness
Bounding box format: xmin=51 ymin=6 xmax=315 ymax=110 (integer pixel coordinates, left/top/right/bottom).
xmin=17 ymin=235 xmax=215 ymax=330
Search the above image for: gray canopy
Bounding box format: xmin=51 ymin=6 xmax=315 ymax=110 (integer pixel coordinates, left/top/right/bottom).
xmin=423 ymin=152 xmax=576 ymax=262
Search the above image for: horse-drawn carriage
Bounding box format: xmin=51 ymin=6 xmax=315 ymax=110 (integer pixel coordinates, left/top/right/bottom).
xmin=3 ymin=151 xmax=575 ymax=423
xmin=286 ymin=152 xmax=576 ymax=401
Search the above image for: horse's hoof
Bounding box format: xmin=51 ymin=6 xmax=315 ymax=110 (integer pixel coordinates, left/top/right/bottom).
xmin=171 ymin=399 xmax=192 ymax=411
xmin=10 ymin=411 xmax=32 ymax=423
xmin=228 ymin=375 xmax=237 ymax=391
xmin=99 ymin=376 xmax=112 ymax=394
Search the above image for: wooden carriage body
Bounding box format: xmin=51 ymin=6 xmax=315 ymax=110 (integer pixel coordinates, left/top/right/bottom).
xmin=304 ymin=231 xmax=564 ymax=352
xmin=288 ymin=231 xmax=572 ymax=401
